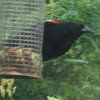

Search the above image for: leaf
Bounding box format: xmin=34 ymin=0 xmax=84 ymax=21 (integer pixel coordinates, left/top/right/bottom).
xmin=65 ymin=59 xmax=88 ymax=63
xmin=64 ymin=85 xmax=72 ymax=97
xmin=74 ymin=91 xmax=81 ymax=100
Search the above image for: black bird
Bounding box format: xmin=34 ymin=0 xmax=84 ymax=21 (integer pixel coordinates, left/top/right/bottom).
xmin=6 ymin=20 xmax=94 ymax=61
xmin=43 ymin=20 xmax=93 ymax=61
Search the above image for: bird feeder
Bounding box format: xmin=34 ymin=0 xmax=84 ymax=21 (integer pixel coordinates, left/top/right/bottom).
xmin=0 ymin=0 xmax=44 ymax=78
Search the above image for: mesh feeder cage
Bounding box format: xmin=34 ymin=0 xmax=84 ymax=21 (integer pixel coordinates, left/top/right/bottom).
xmin=0 ymin=0 xmax=44 ymax=78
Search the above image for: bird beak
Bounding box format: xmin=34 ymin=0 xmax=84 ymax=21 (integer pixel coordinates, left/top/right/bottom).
xmin=82 ymin=26 xmax=94 ymax=33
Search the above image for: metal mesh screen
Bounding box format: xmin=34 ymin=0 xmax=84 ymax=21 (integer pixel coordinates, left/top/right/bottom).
xmin=0 ymin=0 xmax=44 ymax=78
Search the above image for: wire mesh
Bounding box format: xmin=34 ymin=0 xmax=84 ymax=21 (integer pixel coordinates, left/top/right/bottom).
xmin=0 ymin=0 xmax=44 ymax=78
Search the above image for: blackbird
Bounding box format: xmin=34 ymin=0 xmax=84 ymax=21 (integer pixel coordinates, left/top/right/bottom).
xmin=43 ymin=20 xmax=94 ymax=61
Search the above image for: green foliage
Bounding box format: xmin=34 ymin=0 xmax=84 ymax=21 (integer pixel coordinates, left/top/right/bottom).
xmin=45 ymin=2 xmax=62 ymax=20
xmin=44 ymin=0 xmax=100 ymax=100
xmin=13 ymin=79 xmax=48 ymax=100
xmin=81 ymin=83 xmax=100 ymax=100
xmin=64 ymin=85 xmax=81 ymax=100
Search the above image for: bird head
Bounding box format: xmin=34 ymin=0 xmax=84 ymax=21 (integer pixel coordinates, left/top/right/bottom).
xmin=66 ymin=22 xmax=94 ymax=39
xmin=68 ymin=22 xmax=94 ymax=34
